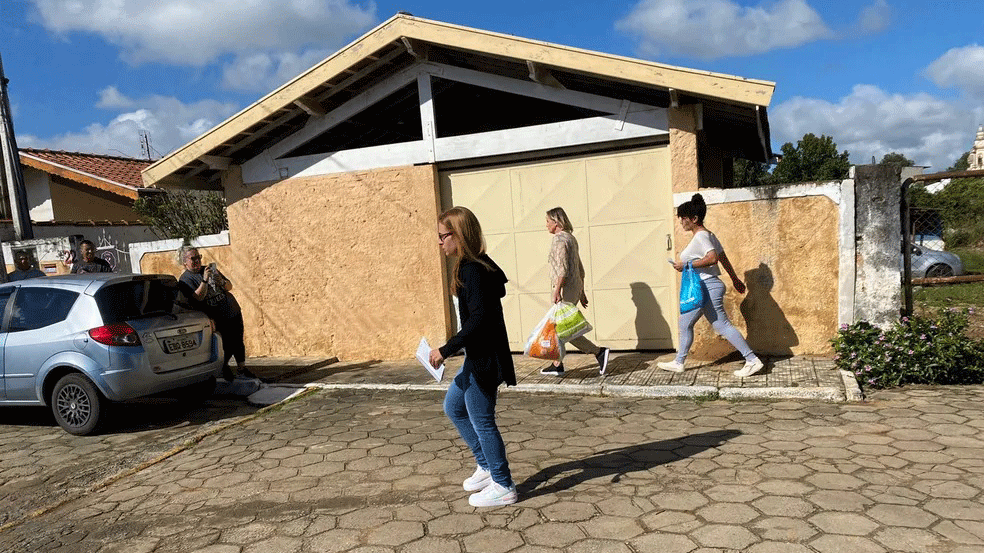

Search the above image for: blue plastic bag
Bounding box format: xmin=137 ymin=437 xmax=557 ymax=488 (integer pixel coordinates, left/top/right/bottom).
xmin=679 ymin=261 xmax=704 ymax=313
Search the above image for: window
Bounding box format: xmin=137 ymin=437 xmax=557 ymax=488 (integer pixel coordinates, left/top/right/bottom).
xmin=94 ymin=279 xmax=178 ymax=324
xmin=9 ymin=288 xmax=79 ymax=332
xmin=0 ymin=288 xmax=14 ymax=330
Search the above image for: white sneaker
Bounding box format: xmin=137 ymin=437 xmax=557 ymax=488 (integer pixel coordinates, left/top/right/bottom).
xmin=468 ymin=481 xmax=518 ymax=507
xmin=734 ymin=358 xmax=765 ymax=377
xmin=657 ymin=360 xmax=685 ymax=373
xmin=463 ymin=465 xmax=492 ymax=491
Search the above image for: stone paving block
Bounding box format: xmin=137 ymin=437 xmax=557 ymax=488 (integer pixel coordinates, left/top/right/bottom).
xmin=746 ymin=543 xmax=815 ymax=553
xmin=753 ymin=516 xmax=818 ymax=542
xmin=809 ymin=512 xmax=879 ymax=535
xmin=691 ymin=524 xmax=758 ymax=549
xmin=365 ymin=520 xmax=424 ymax=546
xmin=810 ymin=535 xmax=887 ymax=553
xmin=628 ymin=533 xmax=699 ymax=553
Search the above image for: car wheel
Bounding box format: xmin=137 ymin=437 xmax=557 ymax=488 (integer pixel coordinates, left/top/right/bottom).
xmin=926 ymin=263 xmax=954 ymax=278
xmin=51 ymin=373 xmax=103 ymax=436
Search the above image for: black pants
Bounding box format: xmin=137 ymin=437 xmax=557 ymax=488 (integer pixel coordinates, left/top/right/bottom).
xmin=215 ymin=313 xmax=246 ymax=367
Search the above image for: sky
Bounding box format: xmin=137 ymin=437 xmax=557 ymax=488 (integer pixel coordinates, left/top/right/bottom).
xmin=1 ymin=0 xmax=982 ymax=172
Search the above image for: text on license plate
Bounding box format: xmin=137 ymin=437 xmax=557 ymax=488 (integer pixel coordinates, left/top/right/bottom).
xmin=163 ymin=335 xmax=198 ymax=353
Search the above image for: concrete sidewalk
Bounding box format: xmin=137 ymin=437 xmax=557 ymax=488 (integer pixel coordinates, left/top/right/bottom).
xmin=243 ymin=351 xmax=860 ymax=403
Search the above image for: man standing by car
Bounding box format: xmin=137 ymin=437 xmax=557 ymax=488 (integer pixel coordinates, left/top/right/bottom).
xmin=8 ymin=250 xmax=45 ymax=281
xmin=177 ymin=246 xmax=255 ymax=382
xmin=71 ymin=240 xmax=112 ymax=274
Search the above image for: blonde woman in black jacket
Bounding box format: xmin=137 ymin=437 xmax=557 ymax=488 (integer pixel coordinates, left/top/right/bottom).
xmin=429 ymin=206 xmax=517 ymax=507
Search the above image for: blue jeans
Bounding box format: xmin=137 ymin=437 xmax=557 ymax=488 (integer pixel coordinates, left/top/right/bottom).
xmin=444 ymin=363 xmax=513 ymax=488
xmin=676 ymin=276 xmax=757 ymax=364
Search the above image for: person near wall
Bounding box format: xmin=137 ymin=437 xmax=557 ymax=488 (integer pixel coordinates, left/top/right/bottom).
xmin=657 ymin=193 xmax=765 ymax=378
xmin=428 ymin=206 xmax=518 ymax=508
xmin=8 ymin=250 xmax=45 ymax=281
xmin=70 ymin=240 xmax=112 ymax=273
xmin=541 ymin=207 xmax=610 ymax=377
xmin=177 ymin=246 xmax=255 ymax=382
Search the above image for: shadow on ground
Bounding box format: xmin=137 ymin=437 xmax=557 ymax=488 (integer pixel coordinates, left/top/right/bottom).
xmin=518 ymin=429 xmax=741 ymax=499
xmin=0 ymin=393 xmax=261 ymax=436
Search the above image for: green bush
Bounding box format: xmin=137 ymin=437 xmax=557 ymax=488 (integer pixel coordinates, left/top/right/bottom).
xmin=832 ymin=309 xmax=984 ymax=389
xmin=133 ymin=190 xmax=228 ymax=240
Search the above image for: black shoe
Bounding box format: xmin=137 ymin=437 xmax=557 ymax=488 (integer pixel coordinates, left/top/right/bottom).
xmin=221 ymin=365 xmax=235 ymax=382
xmin=239 ymin=368 xmax=259 ymax=380
xmin=540 ymin=363 xmax=565 ymax=377
xmin=596 ymin=348 xmax=611 ymax=375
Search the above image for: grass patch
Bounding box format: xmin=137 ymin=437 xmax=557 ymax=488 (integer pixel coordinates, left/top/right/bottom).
xmin=915 ymin=281 xmax=984 ymax=309
xmin=955 ymin=247 xmax=984 ymax=274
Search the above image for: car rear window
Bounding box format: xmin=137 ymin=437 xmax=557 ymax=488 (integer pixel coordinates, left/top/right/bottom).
xmin=94 ymin=279 xmax=179 ymax=324
xmin=9 ymin=288 xmax=80 ymax=332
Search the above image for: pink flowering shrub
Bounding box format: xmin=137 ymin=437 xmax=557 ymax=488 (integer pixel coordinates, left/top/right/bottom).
xmin=832 ymin=308 xmax=984 ymax=389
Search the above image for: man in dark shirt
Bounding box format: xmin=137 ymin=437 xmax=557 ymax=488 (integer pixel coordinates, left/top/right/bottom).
xmin=177 ymin=246 xmax=254 ymax=381
xmin=71 ymin=240 xmax=112 ymax=274
xmin=8 ymin=251 xmax=45 ymax=281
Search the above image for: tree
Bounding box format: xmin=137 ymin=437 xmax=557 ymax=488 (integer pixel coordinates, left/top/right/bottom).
xmin=879 ymin=152 xmax=914 ymax=166
xmin=947 ymin=152 xmax=970 ymax=172
xmin=770 ymin=133 xmax=851 ymax=185
xmin=732 ymin=158 xmax=771 ymax=187
xmin=133 ymin=190 xmax=228 ymax=240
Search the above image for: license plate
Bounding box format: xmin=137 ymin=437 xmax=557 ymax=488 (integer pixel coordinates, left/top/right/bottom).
xmin=163 ymin=335 xmax=198 ymax=353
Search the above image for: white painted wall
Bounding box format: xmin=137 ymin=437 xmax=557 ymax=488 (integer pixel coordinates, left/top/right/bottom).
xmin=23 ymin=167 xmax=54 ymax=221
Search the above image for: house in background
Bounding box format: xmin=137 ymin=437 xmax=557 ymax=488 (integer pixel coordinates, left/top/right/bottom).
xmin=140 ymin=13 xmax=864 ymax=362
xmin=2 ymin=149 xmax=162 ymax=274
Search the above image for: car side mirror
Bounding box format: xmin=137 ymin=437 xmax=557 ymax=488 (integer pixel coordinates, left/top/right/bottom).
xmin=911 ymin=246 xmax=922 ymax=256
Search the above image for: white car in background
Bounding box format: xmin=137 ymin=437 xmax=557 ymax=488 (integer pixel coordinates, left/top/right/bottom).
xmin=910 ymin=245 xmax=965 ymax=279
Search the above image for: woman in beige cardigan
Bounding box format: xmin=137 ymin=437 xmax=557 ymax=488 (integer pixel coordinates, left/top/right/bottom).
xmin=541 ymin=207 xmax=610 ymax=377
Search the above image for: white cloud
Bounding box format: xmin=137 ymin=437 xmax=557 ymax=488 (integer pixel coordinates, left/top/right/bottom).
xmin=616 ymin=0 xmax=833 ymax=59
xmin=29 ymin=0 xmax=376 ymax=91
xmin=923 ymin=44 xmax=984 ymax=100
xmin=770 ymin=84 xmax=982 ymax=171
xmin=856 ymin=0 xmax=892 ymax=34
xmin=18 ymin=95 xmax=239 ymax=160
xmin=221 ymin=48 xmax=333 ymax=92
xmin=96 ymin=86 xmax=134 ymax=109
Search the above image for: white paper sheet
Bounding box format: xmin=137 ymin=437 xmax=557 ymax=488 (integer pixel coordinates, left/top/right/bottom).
xmin=416 ymin=337 xmax=445 ymax=382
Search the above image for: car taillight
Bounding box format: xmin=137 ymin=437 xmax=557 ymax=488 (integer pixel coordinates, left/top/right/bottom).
xmin=89 ymin=324 xmax=141 ymax=346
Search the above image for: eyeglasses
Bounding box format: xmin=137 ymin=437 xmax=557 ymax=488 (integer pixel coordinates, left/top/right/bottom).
xmin=438 ymin=232 xmax=453 ymax=243
xmin=188 ymin=255 xmax=202 ymax=261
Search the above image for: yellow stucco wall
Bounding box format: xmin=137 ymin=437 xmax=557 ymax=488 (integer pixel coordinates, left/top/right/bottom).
xmin=48 ymin=177 xmax=140 ymax=221
xmin=676 ymin=195 xmax=839 ymax=360
xmin=220 ymin=164 xmax=447 ymax=361
xmin=139 ymin=246 xmax=234 ymax=280
xmin=668 ymin=105 xmax=699 ymax=194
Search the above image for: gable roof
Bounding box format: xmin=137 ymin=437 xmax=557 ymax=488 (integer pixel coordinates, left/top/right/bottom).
xmin=143 ymin=13 xmax=776 ymax=188
xmin=20 ymin=149 xmax=156 ymax=200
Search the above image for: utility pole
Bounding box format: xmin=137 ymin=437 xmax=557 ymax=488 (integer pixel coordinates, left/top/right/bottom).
xmin=0 ymin=53 xmax=34 ymax=241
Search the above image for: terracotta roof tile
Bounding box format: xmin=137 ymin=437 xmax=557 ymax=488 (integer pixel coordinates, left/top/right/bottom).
xmin=20 ymin=149 xmax=153 ymax=188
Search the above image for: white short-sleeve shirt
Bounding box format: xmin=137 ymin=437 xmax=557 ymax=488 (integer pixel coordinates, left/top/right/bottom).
xmin=679 ymin=230 xmax=723 ymax=280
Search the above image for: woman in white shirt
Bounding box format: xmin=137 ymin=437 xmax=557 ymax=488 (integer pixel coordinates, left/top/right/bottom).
xmin=657 ymin=194 xmax=764 ymax=377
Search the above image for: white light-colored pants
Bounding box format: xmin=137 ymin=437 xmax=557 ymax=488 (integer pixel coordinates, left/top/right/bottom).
xmin=675 ymin=276 xmax=756 ymax=364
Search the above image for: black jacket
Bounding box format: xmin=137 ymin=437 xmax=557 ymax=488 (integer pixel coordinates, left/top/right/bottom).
xmin=439 ymin=254 xmax=516 ymax=390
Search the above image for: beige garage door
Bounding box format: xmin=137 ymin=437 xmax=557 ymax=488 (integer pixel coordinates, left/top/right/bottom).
xmin=440 ymin=146 xmax=678 ymax=351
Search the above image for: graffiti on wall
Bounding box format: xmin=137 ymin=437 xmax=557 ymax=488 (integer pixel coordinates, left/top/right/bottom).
xmin=94 ymin=228 xmax=129 ymax=272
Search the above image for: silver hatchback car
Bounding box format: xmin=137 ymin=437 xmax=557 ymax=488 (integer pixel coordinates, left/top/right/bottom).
xmin=0 ymin=273 xmax=224 ymax=435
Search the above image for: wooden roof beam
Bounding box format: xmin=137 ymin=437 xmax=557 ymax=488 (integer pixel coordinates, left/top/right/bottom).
xmin=293 ymin=96 xmax=327 ymax=116
xmin=402 ymin=37 xmax=428 ymax=60
xmin=527 ymin=61 xmax=565 ymax=89
xmin=200 ymin=155 xmax=232 ymax=170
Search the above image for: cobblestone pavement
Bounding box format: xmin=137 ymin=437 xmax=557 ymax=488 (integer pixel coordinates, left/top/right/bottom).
xmin=247 ymin=352 xmax=847 ymax=400
xmin=3 ymin=384 xmax=984 ymax=552
xmin=0 ymin=394 xmax=260 ymax=529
